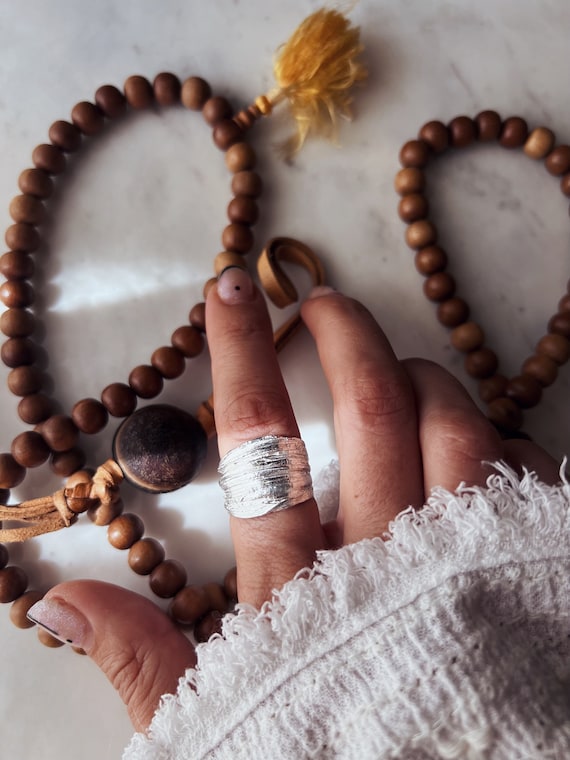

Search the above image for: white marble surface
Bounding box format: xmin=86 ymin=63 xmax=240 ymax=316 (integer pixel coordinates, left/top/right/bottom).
xmin=0 ymin=0 xmax=569 ymax=757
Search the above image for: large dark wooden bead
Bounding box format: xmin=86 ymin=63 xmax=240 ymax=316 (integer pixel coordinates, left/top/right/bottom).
xmin=113 ymin=404 xmax=207 ymax=493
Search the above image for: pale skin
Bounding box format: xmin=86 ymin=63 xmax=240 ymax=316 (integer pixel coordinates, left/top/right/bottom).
xmin=41 ymin=268 xmax=559 ymax=731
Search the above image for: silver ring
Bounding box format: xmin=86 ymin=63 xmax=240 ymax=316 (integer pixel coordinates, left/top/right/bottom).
xmin=218 ymin=435 xmax=313 ymax=518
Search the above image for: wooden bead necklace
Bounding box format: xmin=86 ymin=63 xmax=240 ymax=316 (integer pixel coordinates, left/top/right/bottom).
xmin=396 ymin=111 xmax=570 ymax=437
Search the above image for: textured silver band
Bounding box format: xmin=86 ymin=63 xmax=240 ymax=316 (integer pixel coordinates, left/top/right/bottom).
xmin=218 ymin=435 xmax=313 ymax=518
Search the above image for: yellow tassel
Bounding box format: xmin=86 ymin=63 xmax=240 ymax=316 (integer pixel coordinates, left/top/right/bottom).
xmin=270 ymin=8 xmax=367 ymax=157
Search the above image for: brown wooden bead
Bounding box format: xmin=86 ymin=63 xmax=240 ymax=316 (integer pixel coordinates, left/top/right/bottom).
xmin=71 ymin=101 xmax=105 ymax=135
xmin=223 ymin=566 xmax=237 ymax=601
xmin=108 ymin=513 xmax=144 ymax=550
xmin=415 ymin=246 xmax=447 ymax=275
xmin=189 ymin=302 xmax=206 ymax=332
xmin=225 ymin=142 xmax=256 ymax=173
xmin=128 ymin=364 xmax=164 ymax=398
xmin=37 ymin=627 xmax=65 ymax=648
xmin=222 ymin=223 xmax=254 ymax=253
xmin=536 ymin=333 xmax=570 ymax=365
xmin=11 ymin=431 xmax=50 ymax=467
xmin=153 ymin=72 xmax=181 ymax=105
xmin=227 ymin=196 xmax=258 ymax=225
xmin=558 ymin=294 xmax=570 ymax=313
xmin=423 ymin=272 xmax=456 ymax=302
xmin=9 ymin=195 xmax=45 ymax=225
xmin=202 ymin=95 xmax=232 ymax=125
xmin=213 ymin=119 xmax=242 ymax=151
xmin=18 ymin=168 xmax=53 ymax=198
xmin=394 ymin=167 xmax=425 ymax=196
xmin=51 ymin=448 xmax=86 ymax=477
xmin=17 ymin=394 xmax=52 ymax=424
xmin=32 ymin=144 xmax=66 ymax=174
xmin=0 ymin=490 xmax=9 ymax=506
xmin=405 ymin=220 xmax=437 ymax=249
xmin=203 ymin=582 xmax=228 ymax=614
xmin=180 ymin=77 xmax=211 ymax=110
xmin=548 ymin=312 xmax=570 ymax=338
xmin=48 ymin=120 xmax=82 ymax=152
xmin=521 ymin=354 xmax=558 ymax=387
xmin=170 ymin=325 xmax=204 ymax=357
xmin=231 ymin=170 xmax=263 ymax=198
xmin=436 ymin=297 xmax=470 ymax=327
xmin=194 ymin=610 xmax=223 ymax=643
xmin=464 ymin=348 xmax=498 ymax=379
xmin=506 ymin=374 xmax=542 ymax=409
xmin=128 ymin=538 xmax=165 ymax=575
xmin=5 ymin=224 xmax=40 ymax=253
xmin=169 ymin=585 xmax=210 ymax=624
xmin=0 ymin=544 xmax=8 ymax=568
xmin=499 ymin=117 xmax=528 ymax=148
xmin=1 ymin=309 xmax=34 ymax=337
xmin=545 ymin=145 xmax=570 ymax=176
xmin=0 ymin=565 xmax=27 ymax=602
xmin=418 ymin=120 xmax=449 ymax=153
xmin=213 ymin=251 xmax=246 ymax=276
xmin=41 ymin=414 xmax=79 ymax=452
xmin=1 ymin=337 xmax=36 ymax=367
xmin=72 ymin=397 xmax=109 ymax=434
xmin=561 ymin=173 xmax=570 ymax=198
xmin=0 ymin=252 xmax=34 ymax=280
xmin=9 ymin=589 xmax=43 ymax=629
xmin=8 ymin=366 xmax=43 ymax=396
xmin=398 ymin=193 xmax=428 ymax=223
xmin=450 ymin=321 xmax=484 ymax=352
xmin=0 ymin=453 xmax=25 ymax=488
xmin=101 ymin=382 xmax=137 ymax=417
xmin=149 ymin=559 xmax=187 ymax=598
xmin=399 ymin=139 xmax=430 ymax=168
xmin=203 ymin=277 xmax=217 ymax=299
xmin=448 ymin=116 xmax=476 ymax=147
xmin=95 ymin=85 xmax=127 ymax=118
xmin=487 ymin=396 xmax=523 ymax=431
xmin=124 ymin=75 xmax=154 ymax=109
xmin=0 ymin=280 xmax=34 ymax=308
xmin=65 ymin=468 xmax=94 ymax=488
xmin=523 ymin=127 xmax=555 ymax=159
xmin=88 ymin=496 xmax=124 ymax=526
xmin=478 ymin=374 xmax=508 ymax=404
xmin=151 ymin=346 xmax=186 ymax=379
xmin=475 ymin=110 xmax=501 ymax=141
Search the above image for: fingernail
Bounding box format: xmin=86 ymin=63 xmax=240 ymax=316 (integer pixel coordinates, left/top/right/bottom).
xmin=217 ymin=266 xmax=255 ymax=304
xmin=306 ymin=285 xmax=338 ymax=300
xmin=27 ymin=598 xmax=93 ymax=649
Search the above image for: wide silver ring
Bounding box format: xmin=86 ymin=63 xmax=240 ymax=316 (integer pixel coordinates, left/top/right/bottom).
xmin=218 ymin=435 xmax=313 ymax=518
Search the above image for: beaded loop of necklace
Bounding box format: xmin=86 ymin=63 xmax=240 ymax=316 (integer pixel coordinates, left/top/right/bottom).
xmin=396 ymin=112 xmax=570 ymax=438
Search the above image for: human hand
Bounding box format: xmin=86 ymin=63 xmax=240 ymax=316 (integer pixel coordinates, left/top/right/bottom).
xmin=27 ymin=266 xmax=559 ymax=731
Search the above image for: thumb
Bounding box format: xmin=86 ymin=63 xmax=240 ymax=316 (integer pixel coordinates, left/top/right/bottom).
xmin=27 ymin=580 xmax=196 ymax=731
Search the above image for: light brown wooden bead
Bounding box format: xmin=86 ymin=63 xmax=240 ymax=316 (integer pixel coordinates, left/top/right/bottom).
xmin=153 ymin=72 xmax=181 ymax=106
xmin=436 ymin=297 xmax=470 ymax=328
xmin=227 ymin=196 xmax=258 ymax=225
xmin=124 ymin=75 xmax=154 ymax=109
xmin=128 ymin=364 xmax=164 ymax=398
xmin=487 ymin=397 xmax=523 ymax=431
xmin=506 ymin=374 xmax=542 ymax=409
xmin=415 ymin=246 xmax=447 ymax=275
xmin=32 ymin=144 xmax=66 ymax=174
xmin=8 ymin=365 xmax=42 ymax=396
xmin=536 ymin=333 xmax=570 ymax=365
xmin=101 ymin=382 xmax=137 ymax=417
xmin=0 ymin=565 xmax=28 ymax=602
xmin=203 ymin=277 xmax=217 ymax=299
xmin=149 ymin=559 xmax=187 ymax=598
xmin=95 ymin=85 xmax=127 ymax=118
xmin=394 ymin=167 xmax=425 ymax=196
xmin=545 ymin=145 xmax=570 ymax=176
xmin=464 ymin=348 xmax=498 ymax=379
xmin=128 ymin=538 xmax=165 ymax=575
xmin=223 ymin=566 xmax=238 ymax=601
xmin=11 ymin=431 xmax=50 ymax=467
xmin=478 ymin=374 xmax=508 ymax=404
xmin=181 ymin=77 xmax=212 ymax=110
xmin=398 ymin=194 xmax=428 ymax=223
xmin=48 ymin=120 xmax=82 ymax=152
xmin=40 ymin=414 xmax=78 ymax=452
xmin=418 ymin=120 xmax=449 ymax=153
xmin=548 ymin=312 xmax=570 ymax=338
xmin=5 ymin=223 xmax=40 ymax=253
xmin=399 ymin=139 xmax=430 ymax=168
xmin=50 ymin=447 xmax=86 ymax=477
xmin=213 ymin=120 xmax=242 ymax=151
xmin=475 ymin=110 xmax=501 ymax=141
xmin=0 ymin=280 xmax=34 ymax=308
xmin=171 ymin=325 xmax=204 ymax=357
xmin=71 ymin=101 xmax=105 ymax=136
xmin=0 ymin=308 xmax=35 ymax=337
xmin=9 ymin=589 xmax=43 ymax=629
xmin=170 ymin=585 xmax=210 ymax=625
xmin=65 ymin=468 xmax=94 ymax=489
xmin=405 ymin=220 xmax=437 ymax=249
xmin=222 ymin=223 xmax=254 ymax=254
xmin=213 ymin=251 xmax=246 ymax=277
xmin=450 ymin=321 xmax=484 ymax=352
xmin=189 ymin=302 xmax=206 ymax=332
xmin=88 ymin=496 xmax=124 ymax=526
xmin=151 ymin=346 xmax=186 ymax=379
xmin=0 ymin=252 xmax=34 ymax=280
xmin=196 ymin=400 xmax=216 ymax=440
xmin=37 ymin=627 xmax=65 ymax=648
xmin=423 ymin=272 xmax=455 ymax=302
xmin=561 ymin=173 xmax=570 ymax=197
xmin=231 ymin=170 xmax=263 ymax=198
xmin=225 ymin=142 xmax=256 ymax=173
xmin=18 ymin=393 xmax=53 ymax=424
xmin=9 ymin=195 xmax=45 ymax=225
xmin=72 ymin=398 xmax=109 ymax=434
xmin=448 ymin=116 xmax=476 ymax=147
xmin=1 ymin=337 xmax=36 ymax=367
xmin=202 ymin=95 xmax=232 ymax=125
xmin=499 ymin=117 xmax=528 ymax=148
xmin=558 ymin=294 xmax=570 ymax=313
xmin=524 ymin=127 xmax=555 ymax=159
xmin=194 ymin=610 xmax=223 ymax=643
xmin=203 ymin=582 xmax=228 ymax=614
xmin=108 ymin=513 xmax=144 ymax=550
xmin=521 ymin=354 xmax=558 ymax=387
xmin=18 ymin=168 xmax=53 ymax=198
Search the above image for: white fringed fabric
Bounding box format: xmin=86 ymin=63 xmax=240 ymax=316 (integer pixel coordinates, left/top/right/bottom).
xmin=124 ymin=463 xmax=570 ymax=759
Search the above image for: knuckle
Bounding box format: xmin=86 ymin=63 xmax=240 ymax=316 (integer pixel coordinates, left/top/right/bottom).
xmin=428 ymin=410 xmax=500 ymax=467
xmin=338 ymin=369 xmax=413 ymax=431
xmin=222 ymin=387 xmax=293 ymax=436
